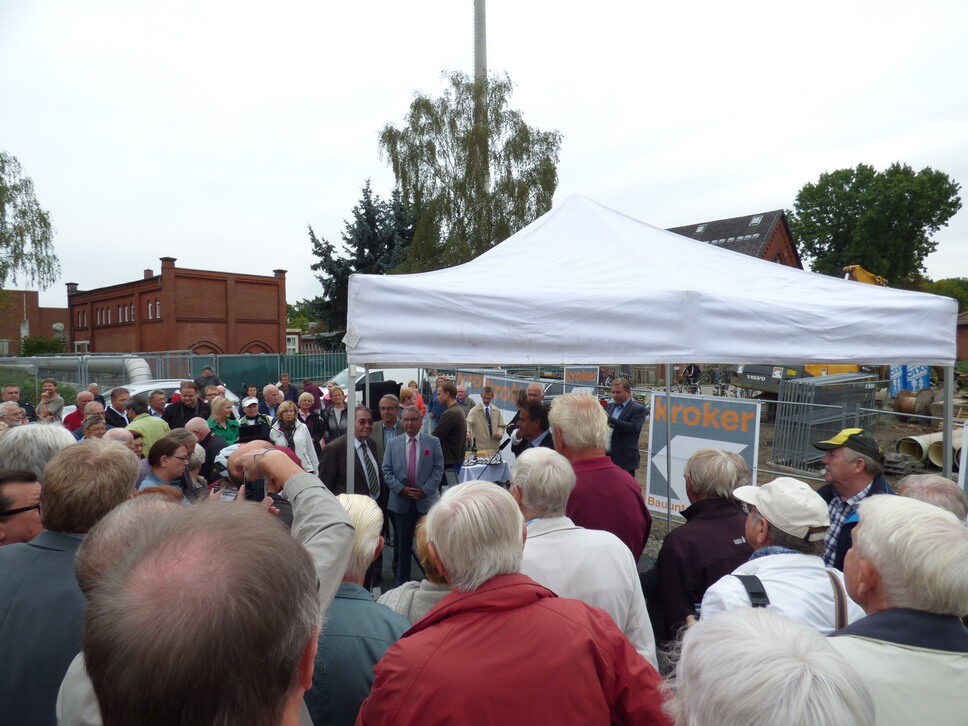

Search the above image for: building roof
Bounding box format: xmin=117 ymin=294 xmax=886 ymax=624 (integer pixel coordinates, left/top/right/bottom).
xmin=957 ymin=311 xmax=968 ymax=326
xmin=667 ymin=209 xmax=790 ymax=259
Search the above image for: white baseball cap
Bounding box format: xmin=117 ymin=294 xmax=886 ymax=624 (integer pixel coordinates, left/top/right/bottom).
xmin=242 ymin=397 xmax=259 ymax=408
xmin=733 ymin=477 xmax=829 ymax=542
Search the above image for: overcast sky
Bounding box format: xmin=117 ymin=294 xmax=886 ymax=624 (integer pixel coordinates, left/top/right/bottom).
xmin=2 ymin=0 xmax=966 ymax=311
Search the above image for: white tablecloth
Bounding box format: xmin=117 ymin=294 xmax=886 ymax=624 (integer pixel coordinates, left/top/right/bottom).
xmin=458 ymin=461 xmax=511 ymax=483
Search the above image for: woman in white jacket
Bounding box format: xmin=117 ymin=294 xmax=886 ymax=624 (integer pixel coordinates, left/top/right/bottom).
xmin=270 ymin=401 xmax=319 ymax=475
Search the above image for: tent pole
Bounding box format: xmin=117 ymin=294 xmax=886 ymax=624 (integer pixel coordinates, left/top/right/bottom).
xmin=364 ymin=365 xmax=371 ymax=416
xmin=347 ymin=363 xmax=357 ymax=495
xmin=943 ymin=365 xmax=954 ymax=478
xmin=665 ymin=363 xmax=673 ymax=531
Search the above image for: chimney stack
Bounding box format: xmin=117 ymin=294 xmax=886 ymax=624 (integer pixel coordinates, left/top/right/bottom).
xmin=66 ymin=282 xmax=79 ymax=296
xmin=144 ymin=269 xmax=154 ymax=279
xmin=273 ymin=269 xmax=287 ymax=279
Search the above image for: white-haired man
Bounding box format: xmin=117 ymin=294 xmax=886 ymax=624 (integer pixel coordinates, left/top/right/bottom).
xmin=647 ymin=448 xmax=753 ymax=644
xmin=701 ymin=477 xmax=865 ymax=634
xmin=897 ymin=473 xmax=968 ymax=521
xmin=512 ymin=448 xmax=657 ymax=667
xmin=829 ymin=495 xmax=968 ymax=726
xmin=304 ymin=494 xmax=410 ymax=726
xmin=813 ymin=428 xmax=891 ymax=569
xmin=666 ymin=607 xmax=875 ymax=726
xmin=358 ymin=481 xmax=671 ymax=725
xmin=62 ymin=391 xmax=94 ymax=433
xmin=549 ymin=392 xmax=651 ymax=560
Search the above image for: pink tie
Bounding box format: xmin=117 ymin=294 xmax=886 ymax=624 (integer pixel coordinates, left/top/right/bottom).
xmin=407 ymin=437 xmax=417 ymax=486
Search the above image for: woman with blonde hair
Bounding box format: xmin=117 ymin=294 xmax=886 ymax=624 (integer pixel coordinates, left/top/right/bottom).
xmin=322 ymin=386 xmax=348 ymax=443
xmin=270 ymin=400 xmax=319 ymax=474
xmin=206 ymin=396 xmax=240 ymax=445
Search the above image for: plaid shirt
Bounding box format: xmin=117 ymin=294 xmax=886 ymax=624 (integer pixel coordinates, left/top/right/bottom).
xmin=823 ymin=481 xmax=874 ymax=566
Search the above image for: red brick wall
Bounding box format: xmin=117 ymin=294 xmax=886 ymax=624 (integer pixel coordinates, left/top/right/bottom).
xmin=68 ymin=261 xmax=285 ymax=353
xmin=0 ymin=290 xmax=69 ymax=351
xmin=958 ymin=325 xmax=968 ymax=361
xmin=762 ymin=224 xmax=802 ymax=269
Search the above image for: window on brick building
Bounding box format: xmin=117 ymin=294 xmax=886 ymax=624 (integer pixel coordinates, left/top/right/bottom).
xmin=750 ymin=215 xmax=763 ymax=226
xmin=155 ymin=299 xmax=161 ymax=318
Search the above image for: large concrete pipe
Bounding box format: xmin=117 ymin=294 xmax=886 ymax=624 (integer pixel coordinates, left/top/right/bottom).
xmin=927 ymin=428 xmax=964 ymax=468
xmin=895 ymin=431 xmax=946 ymax=462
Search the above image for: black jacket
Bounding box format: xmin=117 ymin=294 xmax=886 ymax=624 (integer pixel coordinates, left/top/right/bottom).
xmin=605 ymin=399 xmax=647 ymax=471
xmin=162 ymin=400 xmax=211 ymax=430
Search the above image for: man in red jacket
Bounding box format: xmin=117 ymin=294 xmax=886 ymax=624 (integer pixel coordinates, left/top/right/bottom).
xmin=357 ymin=481 xmax=671 ymax=726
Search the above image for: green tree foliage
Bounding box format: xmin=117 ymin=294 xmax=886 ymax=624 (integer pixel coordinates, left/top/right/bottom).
xmin=0 ymin=152 xmax=60 ymax=288
xmin=380 ymin=71 xmax=562 ymax=272
xmin=19 ymin=334 xmax=66 ymax=356
xmin=789 ymin=163 xmax=961 ymax=283
xmin=919 ymin=277 xmax=968 ymax=312
xmin=286 ymin=300 xmax=315 ymax=332
xmin=308 ymin=182 xmax=414 ymax=333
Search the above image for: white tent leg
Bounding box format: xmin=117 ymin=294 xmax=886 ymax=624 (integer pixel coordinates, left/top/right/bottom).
xmin=347 ymin=363 xmax=357 ymax=494
xmin=365 ymin=365 xmax=371 ymax=418
xmin=665 ymin=363 xmax=673 ymax=531
xmin=943 ymin=365 xmax=954 ymax=478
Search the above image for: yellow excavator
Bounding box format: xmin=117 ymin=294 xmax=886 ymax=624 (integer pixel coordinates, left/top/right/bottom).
xmin=732 ymin=265 xmax=885 ymax=391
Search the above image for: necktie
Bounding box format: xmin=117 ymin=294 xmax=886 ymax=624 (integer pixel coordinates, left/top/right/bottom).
xmin=360 ymin=442 xmax=380 ymax=499
xmin=484 ymin=406 xmax=492 ymax=435
xmin=407 ymin=437 xmax=417 ymax=486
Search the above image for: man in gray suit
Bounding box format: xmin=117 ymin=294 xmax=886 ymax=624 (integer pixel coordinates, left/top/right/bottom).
xmin=0 ymin=439 xmax=138 ymax=726
xmin=382 ymin=406 xmax=444 ymax=586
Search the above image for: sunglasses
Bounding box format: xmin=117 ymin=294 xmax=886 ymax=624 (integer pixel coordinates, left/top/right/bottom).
xmin=0 ymin=503 xmax=40 ymax=517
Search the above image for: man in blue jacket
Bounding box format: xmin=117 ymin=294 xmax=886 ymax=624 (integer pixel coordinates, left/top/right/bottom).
xmin=382 ymin=406 xmax=443 ymax=586
xmin=813 ymin=428 xmax=892 ymax=570
xmin=605 ymin=377 xmax=647 ymax=476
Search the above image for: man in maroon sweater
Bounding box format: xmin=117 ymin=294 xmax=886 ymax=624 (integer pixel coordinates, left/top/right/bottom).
xmin=550 ymin=393 xmax=651 ymax=561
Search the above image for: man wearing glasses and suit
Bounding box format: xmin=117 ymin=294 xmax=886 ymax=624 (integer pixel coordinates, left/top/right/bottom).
xmin=382 ymin=406 xmax=444 ymax=587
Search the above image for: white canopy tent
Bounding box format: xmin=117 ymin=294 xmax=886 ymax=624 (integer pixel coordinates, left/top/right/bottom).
xmin=346 ymin=195 xmax=956 ymax=368
xmin=342 ymin=195 xmax=959 ymax=489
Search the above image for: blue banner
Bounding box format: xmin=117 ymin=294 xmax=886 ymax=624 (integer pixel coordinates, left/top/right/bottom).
xmin=889 ymin=365 xmax=931 ymax=397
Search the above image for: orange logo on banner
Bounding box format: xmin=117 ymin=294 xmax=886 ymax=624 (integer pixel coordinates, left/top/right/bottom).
xmin=564 ymin=368 xmax=598 ymax=383
xmin=653 ymin=398 xmax=756 ymax=432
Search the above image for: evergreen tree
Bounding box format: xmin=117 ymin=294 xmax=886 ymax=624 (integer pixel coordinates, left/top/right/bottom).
xmin=308 ymin=182 xmax=414 ymax=335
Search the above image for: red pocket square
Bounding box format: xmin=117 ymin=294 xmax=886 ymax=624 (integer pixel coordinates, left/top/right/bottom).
xmin=424 ymin=450 xmax=430 ymax=456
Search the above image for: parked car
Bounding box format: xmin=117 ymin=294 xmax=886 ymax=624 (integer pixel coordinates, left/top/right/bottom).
xmin=103 ymin=379 xmax=240 ymax=406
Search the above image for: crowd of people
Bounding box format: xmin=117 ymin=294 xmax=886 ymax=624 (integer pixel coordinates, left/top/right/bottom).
xmin=0 ymin=368 xmax=965 ymax=726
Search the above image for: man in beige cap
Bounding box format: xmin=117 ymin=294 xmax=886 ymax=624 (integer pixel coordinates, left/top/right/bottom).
xmin=700 ymin=476 xmax=865 ymax=634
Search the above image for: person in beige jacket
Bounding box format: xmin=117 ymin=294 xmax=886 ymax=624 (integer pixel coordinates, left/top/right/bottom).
xmin=465 ymin=386 xmax=505 ymax=452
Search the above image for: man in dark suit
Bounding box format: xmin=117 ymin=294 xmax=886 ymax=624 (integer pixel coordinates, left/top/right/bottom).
xmin=103 ymin=387 xmax=130 ymax=429
xmin=382 ymin=406 xmax=444 ymax=585
xmin=320 ymin=406 xmax=388 ymax=589
xmin=510 ymin=400 xmax=556 ymax=458
xmin=0 ymin=439 xmax=137 ymax=726
xmin=162 ymin=381 xmax=211 ymax=430
xmin=605 ymin=377 xmax=647 ymax=476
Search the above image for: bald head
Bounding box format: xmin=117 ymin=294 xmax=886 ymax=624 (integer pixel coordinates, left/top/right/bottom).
xmin=104 ymin=428 xmax=133 ymax=446
xmin=76 ymin=391 xmax=95 ymax=407
xmin=184 ymin=417 xmax=211 ymax=439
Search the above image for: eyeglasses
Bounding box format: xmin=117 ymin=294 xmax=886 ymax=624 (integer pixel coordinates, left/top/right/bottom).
xmin=0 ymin=503 xmax=40 ymax=517
xmin=173 ymin=455 xmax=191 ymax=462
xmin=740 ymin=502 xmax=754 ymax=515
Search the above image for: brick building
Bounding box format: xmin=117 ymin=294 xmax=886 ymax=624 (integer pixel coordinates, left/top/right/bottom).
xmin=68 ymin=257 xmax=287 ymax=354
xmin=667 ymin=210 xmax=803 ymax=268
xmin=0 ymin=290 xmax=69 ymax=356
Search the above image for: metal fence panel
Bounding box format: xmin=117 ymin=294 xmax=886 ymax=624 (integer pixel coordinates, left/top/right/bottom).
xmin=281 ymin=353 xmax=347 ymax=384
xmin=772 ymin=373 xmax=877 ymax=473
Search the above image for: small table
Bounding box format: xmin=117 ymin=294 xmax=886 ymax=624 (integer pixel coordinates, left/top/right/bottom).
xmin=458 ymin=460 xmax=511 ymax=484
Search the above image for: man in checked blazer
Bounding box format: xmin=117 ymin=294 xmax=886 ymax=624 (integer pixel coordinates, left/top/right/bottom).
xmin=382 ymin=405 xmax=444 ymax=587
xmin=605 ymin=378 xmax=648 ymax=476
